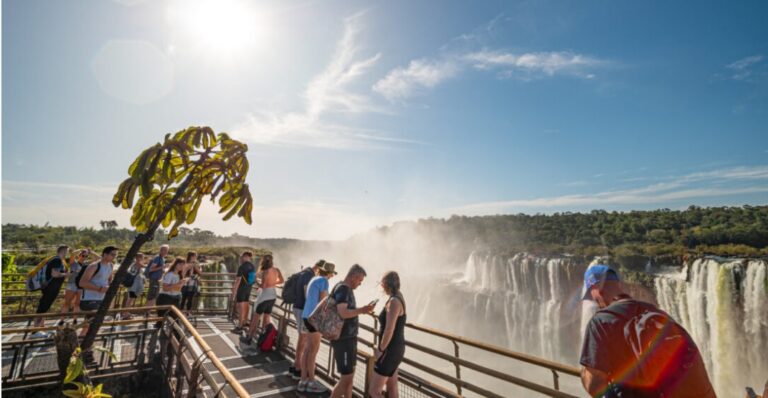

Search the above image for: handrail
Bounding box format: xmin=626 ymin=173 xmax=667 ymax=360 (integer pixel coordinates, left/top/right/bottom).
xmin=167 ymin=306 xmax=249 ymax=398
xmin=405 ymin=322 xmax=581 ymax=376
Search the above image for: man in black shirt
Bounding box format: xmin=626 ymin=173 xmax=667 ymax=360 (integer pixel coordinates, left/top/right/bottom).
xmin=231 ymin=251 xmax=255 ymax=334
xmin=32 ymin=246 xmax=70 ymax=336
xmin=330 ymin=264 xmax=375 ymax=398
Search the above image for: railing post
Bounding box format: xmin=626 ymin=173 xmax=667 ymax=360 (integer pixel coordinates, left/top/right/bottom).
xmin=551 ymin=369 xmax=560 ymax=391
xmin=364 ymin=353 xmax=376 ymax=398
xmin=452 ymin=341 xmax=462 ymax=396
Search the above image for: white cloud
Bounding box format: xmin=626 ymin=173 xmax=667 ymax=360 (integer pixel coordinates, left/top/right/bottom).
xmin=725 ymin=55 xmax=766 ymax=81
xmin=373 ymin=49 xmax=604 ymax=101
xmin=464 ymin=50 xmax=601 ymax=76
xmin=373 ymin=59 xmax=459 ymax=101
xmin=232 ymin=13 xmax=413 ymax=150
xmin=451 ymin=165 xmax=768 ymax=215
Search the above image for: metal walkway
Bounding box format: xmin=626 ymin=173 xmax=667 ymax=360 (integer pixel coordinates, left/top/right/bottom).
xmin=2 ymin=271 xmax=584 ymax=398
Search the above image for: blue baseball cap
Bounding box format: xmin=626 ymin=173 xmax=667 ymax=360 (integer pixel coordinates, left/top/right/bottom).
xmin=582 ymin=265 xmax=620 ymax=300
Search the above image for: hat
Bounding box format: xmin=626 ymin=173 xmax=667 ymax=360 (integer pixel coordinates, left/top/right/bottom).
xmin=319 ymin=262 xmax=337 ymax=275
xmin=582 ymin=265 xmax=620 ymax=300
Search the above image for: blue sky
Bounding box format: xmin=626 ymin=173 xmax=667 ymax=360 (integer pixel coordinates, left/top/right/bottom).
xmin=3 ymin=0 xmax=767 ymax=239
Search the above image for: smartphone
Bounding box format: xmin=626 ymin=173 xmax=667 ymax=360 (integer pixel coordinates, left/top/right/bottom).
xmin=368 ymin=299 xmax=379 ymax=307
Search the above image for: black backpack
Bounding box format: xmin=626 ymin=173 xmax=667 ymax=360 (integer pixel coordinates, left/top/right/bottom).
xmin=600 ymin=301 xmax=698 ymax=396
xmin=281 ymin=270 xmax=303 ymax=304
xmin=122 ymin=266 xmax=138 ymax=288
xmin=75 ymin=263 xmax=101 ymax=289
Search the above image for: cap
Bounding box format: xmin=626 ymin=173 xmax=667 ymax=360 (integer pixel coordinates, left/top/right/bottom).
xmin=582 ymin=265 xmax=620 ymax=300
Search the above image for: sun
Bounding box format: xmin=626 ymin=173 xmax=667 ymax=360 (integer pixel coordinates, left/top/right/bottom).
xmin=168 ymin=0 xmax=268 ymax=58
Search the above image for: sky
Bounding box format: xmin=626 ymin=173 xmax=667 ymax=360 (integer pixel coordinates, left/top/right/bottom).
xmin=2 ymin=0 xmax=767 ymax=240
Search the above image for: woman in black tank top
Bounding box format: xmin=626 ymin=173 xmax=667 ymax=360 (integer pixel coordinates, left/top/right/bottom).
xmin=369 ymin=271 xmax=407 ymax=398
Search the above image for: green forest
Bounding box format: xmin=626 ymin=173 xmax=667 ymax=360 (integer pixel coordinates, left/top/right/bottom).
xmin=2 ymin=205 xmax=767 ymax=267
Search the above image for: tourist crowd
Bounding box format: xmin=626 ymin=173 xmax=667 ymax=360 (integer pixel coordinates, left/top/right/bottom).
xmin=28 ymin=244 xmax=721 ymax=398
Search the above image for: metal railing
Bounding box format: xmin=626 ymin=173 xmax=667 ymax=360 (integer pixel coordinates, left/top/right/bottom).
xmin=3 ymin=269 xmax=584 ymax=397
xmin=1 ymin=306 xmax=249 ymax=398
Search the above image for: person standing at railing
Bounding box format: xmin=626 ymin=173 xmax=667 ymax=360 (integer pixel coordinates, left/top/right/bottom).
xmin=369 ymin=271 xmax=407 ymax=398
xmin=121 ymin=252 xmax=146 ymax=320
xmin=156 ymin=257 xmax=187 ymax=321
xmin=145 ymin=244 xmax=170 ymax=308
xmin=579 ymin=265 xmax=716 ymax=398
xmin=59 ymin=248 xmax=98 ymax=326
xmin=231 ymin=251 xmax=256 ymax=334
xmin=180 ymin=251 xmax=201 ymax=316
xmin=298 ymin=261 xmax=337 ymax=394
xmin=78 ymin=246 xmax=117 ymax=363
xmin=241 ymin=254 xmax=284 ymax=346
xmin=289 ymin=259 xmax=325 ymax=381
xmin=330 ymin=264 xmax=376 ymax=398
xmin=31 ymin=245 xmax=70 ymax=338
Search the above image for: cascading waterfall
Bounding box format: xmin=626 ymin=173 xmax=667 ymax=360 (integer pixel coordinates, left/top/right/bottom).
xmin=453 ymin=252 xmax=584 ymax=364
xmin=655 ymin=258 xmax=768 ymax=398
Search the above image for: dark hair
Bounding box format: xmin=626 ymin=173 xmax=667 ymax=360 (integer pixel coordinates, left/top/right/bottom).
xmin=164 ymin=257 xmax=185 ymax=278
xmin=102 ymin=246 xmax=118 ymax=256
xmin=241 ymin=251 xmax=253 ymax=259
xmin=186 ymin=251 xmax=197 ymax=263
xmin=382 ymin=271 xmax=405 ymax=309
xmin=259 ymin=254 xmax=274 ymax=272
xmin=347 ymin=264 xmax=367 ymax=278
xmin=57 ymin=245 xmax=69 ymax=254
xmin=381 ymin=271 xmax=400 ymax=295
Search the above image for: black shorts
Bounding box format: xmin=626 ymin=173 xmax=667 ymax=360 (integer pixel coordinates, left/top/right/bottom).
xmin=374 ymin=343 xmax=406 ymax=377
xmin=236 ymin=285 xmax=252 ymax=303
xmin=128 ymin=291 xmax=138 ymax=299
xmin=79 ymin=300 xmax=102 ymax=311
xmin=303 ymin=318 xmax=317 ymax=333
xmin=255 ymin=299 xmax=276 ymax=315
xmin=331 ymin=338 xmax=357 ymax=375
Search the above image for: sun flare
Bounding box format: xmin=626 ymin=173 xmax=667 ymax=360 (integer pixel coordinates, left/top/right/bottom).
xmin=168 ymin=0 xmax=268 ymax=57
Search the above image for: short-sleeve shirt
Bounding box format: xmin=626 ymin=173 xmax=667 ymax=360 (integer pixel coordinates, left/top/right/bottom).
xmin=580 ymin=299 xmax=716 ymax=398
xmin=146 ymin=256 xmax=165 ymax=281
xmin=293 ymin=268 xmax=316 ymax=310
xmin=236 ymin=261 xmax=256 ymax=295
xmin=302 ymin=276 xmax=329 ymax=319
xmin=332 ymin=283 xmax=358 ymax=340
xmin=160 ymin=272 xmax=181 ymax=296
xmin=44 ymin=257 xmax=66 ymax=291
xmin=128 ymin=263 xmax=145 ymax=294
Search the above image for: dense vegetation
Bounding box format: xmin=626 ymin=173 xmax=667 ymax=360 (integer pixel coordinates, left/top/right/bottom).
xmin=3 ymin=206 xmax=767 ymax=266
xmin=359 ymin=205 xmax=768 ymax=258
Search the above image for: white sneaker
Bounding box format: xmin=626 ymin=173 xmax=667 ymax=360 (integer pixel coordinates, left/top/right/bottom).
xmin=305 ymin=380 xmax=326 ymax=393
xmin=30 ymin=331 xmax=50 ymax=339
xmin=297 ymin=380 xmax=308 ymax=392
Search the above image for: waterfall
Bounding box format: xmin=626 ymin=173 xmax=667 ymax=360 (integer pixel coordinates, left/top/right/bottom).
xmin=655 ymin=258 xmax=768 ymax=397
xmin=454 ymin=252 xmax=584 ymax=364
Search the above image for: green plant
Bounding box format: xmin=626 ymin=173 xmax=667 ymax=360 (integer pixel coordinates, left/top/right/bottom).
xmin=81 ymin=126 xmax=253 ymax=352
xmin=63 ymin=347 xmax=115 ymax=398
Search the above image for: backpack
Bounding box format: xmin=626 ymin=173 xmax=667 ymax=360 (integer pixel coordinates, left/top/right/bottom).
xmin=122 ymin=265 xmax=138 ymax=288
xmin=257 ymin=323 xmax=277 ymax=352
xmin=76 ymin=263 xmax=102 ymax=289
xmin=600 ymin=302 xmax=699 ymax=396
xmin=281 ymin=270 xmax=302 ymax=304
xmin=307 ymin=285 xmax=345 ymax=341
xmin=25 ymin=256 xmax=56 ymax=291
